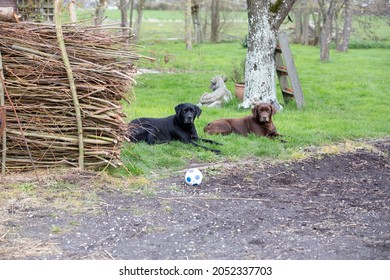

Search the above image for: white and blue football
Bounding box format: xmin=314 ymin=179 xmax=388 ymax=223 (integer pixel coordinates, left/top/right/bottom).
xmin=185 ymin=168 xmax=203 ymax=186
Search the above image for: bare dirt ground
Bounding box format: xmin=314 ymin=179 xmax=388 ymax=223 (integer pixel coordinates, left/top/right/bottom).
xmin=0 ymin=139 xmax=389 ymax=260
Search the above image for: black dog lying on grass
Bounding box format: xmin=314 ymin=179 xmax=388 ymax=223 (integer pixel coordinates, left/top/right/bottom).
xmin=128 ymin=103 xmax=222 ymax=153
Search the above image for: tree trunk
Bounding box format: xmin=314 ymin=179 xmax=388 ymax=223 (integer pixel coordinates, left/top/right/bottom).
xmin=185 ymin=0 xmax=193 ymax=50
xmin=210 ymin=0 xmax=221 ymax=43
xmin=95 ymin=0 xmax=107 ymax=25
xmin=120 ymin=0 xmax=128 ymax=36
xmin=120 ymin=0 xmax=128 ymax=27
xmin=337 ymin=0 xmax=353 ymax=52
xmin=334 ymin=7 xmax=340 ymax=50
xmin=320 ymin=0 xmax=336 ymax=61
xmin=302 ymin=8 xmax=310 ymax=45
xmin=191 ymin=0 xmax=203 ymax=44
xmin=202 ymin=12 xmax=209 ymax=40
xmin=242 ymin=0 xmax=297 ymax=110
xmin=293 ymin=5 xmax=303 ymax=43
xmin=133 ymin=0 xmax=145 ymax=41
xmin=68 ymin=0 xmax=77 ymax=23
xmin=129 ymin=0 xmax=134 ymax=28
xmin=243 ymin=0 xmax=278 ymax=109
xmin=311 ymin=11 xmax=321 ymax=45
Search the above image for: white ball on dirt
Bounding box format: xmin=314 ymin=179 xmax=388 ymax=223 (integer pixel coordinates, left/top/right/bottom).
xmin=185 ymin=168 xmax=203 ymax=186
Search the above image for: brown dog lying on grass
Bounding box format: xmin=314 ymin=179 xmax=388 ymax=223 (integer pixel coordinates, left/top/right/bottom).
xmin=204 ymin=103 xmax=279 ymax=137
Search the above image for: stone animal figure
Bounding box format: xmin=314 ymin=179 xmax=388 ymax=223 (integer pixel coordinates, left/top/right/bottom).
xmin=204 ymin=103 xmax=279 ymax=137
xmin=128 ymin=103 xmax=222 ymax=153
xmin=198 ymin=75 xmax=232 ymax=108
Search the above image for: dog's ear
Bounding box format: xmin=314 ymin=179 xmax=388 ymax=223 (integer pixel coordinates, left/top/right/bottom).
xmin=270 ymin=104 xmax=277 ymax=116
xmin=195 ymin=105 xmax=202 ymax=118
xmin=223 ymin=75 xmax=227 ymax=82
xmin=252 ymin=105 xmax=259 ymax=118
xmin=174 ymin=103 xmax=184 ymax=115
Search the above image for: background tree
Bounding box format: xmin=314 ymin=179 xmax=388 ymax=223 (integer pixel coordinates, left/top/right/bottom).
xmin=292 ymin=0 xmax=312 ymax=45
xmin=95 ymin=0 xmax=107 ymax=25
xmin=337 ymin=0 xmax=353 ymax=52
xmin=319 ymin=0 xmax=336 ymax=61
xmin=68 ymin=0 xmax=77 ymax=23
xmin=191 ymin=0 xmax=203 ymax=44
xmin=292 ymin=0 xmax=357 ymax=51
xmin=129 ymin=0 xmax=135 ymax=30
xmin=185 ymin=0 xmax=193 ymax=50
xmin=119 ymin=0 xmax=128 ymax=35
xmin=133 ymin=0 xmax=146 ymax=41
xmin=243 ymin=0 xmax=297 ymax=109
xmin=210 ymin=0 xmax=221 ymax=43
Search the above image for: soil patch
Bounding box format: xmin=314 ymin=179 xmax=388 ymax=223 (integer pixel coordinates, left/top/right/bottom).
xmin=0 ymin=140 xmax=389 ymax=260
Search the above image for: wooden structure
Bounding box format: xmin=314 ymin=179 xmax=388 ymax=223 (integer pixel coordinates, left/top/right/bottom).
xmin=0 ymin=0 xmax=17 ymax=9
xmin=0 ymin=0 xmax=53 ymax=22
xmin=275 ymin=31 xmax=305 ymax=109
xmin=0 ymin=0 xmax=18 ymax=22
xmin=17 ymin=0 xmax=54 ymax=22
xmin=0 ymin=22 xmax=140 ymax=172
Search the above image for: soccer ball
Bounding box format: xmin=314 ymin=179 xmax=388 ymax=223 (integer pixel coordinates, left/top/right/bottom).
xmin=185 ymin=168 xmax=203 ymax=186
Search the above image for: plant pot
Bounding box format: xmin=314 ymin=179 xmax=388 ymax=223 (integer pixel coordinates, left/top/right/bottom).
xmin=234 ymin=83 xmax=244 ymax=101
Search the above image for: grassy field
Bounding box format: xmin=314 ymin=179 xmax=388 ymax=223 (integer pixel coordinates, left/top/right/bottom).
xmin=72 ymin=8 xmax=390 ymax=46
xmin=115 ymin=41 xmax=390 ymax=177
xmin=70 ymin=8 xmax=389 ymax=177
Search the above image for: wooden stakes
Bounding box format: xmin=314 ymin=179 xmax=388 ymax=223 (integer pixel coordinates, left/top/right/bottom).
xmin=0 ymin=21 xmax=143 ymax=172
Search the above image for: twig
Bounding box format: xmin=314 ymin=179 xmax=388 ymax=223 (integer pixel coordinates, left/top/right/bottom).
xmin=0 ymin=229 xmax=11 ymax=240
xmin=0 ymin=50 xmax=6 ymax=176
xmin=55 ymin=0 xmax=84 ymax=170
xmin=104 ymin=250 xmax=115 ymax=260
xmin=159 ymin=196 xmax=270 ymax=203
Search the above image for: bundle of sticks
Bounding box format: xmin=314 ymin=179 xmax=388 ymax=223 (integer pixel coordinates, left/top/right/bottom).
xmin=0 ymin=21 xmax=141 ymax=171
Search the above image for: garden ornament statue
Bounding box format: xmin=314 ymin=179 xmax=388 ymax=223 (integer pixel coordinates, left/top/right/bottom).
xmin=198 ymin=75 xmax=232 ymax=108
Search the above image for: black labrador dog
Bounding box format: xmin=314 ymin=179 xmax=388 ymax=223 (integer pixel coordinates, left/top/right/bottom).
xmin=128 ymin=103 xmax=222 ymax=153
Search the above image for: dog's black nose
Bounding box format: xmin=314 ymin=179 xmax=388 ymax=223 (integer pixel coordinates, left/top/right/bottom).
xmin=185 ymin=117 xmax=194 ymax=124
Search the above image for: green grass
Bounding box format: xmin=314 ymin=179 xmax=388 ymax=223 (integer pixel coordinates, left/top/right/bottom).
xmin=114 ymin=42 xmax=390 ymax=177
xmin=71 ymin=8 xmax=390 ymax=46
xmin=67 ymin=8 xmax=389 ymax=177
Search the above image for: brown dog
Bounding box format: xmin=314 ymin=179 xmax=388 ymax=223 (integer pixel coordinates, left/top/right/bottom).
xmin=204 ymin=103 xmax=279 ymax=137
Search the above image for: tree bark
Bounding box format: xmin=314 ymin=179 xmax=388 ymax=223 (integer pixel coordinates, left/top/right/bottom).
xmin=129 ymin=0 xmax=134 ymax=28
xmin=242 ymin=0 xmax=297 ymax=110
xmin=320 ymin=0 xmax=336 ymax=61
xmin=271 ymin=0 xmax=298 ymax=30
xmin=210 ymin=0 xmax=221 ymax=43
xmin=243 ymin=0 xmax=278 ymax=109
xmin=95 ymin=0 xmax=107 ymax=25
xmin=68 ymin=0 xmax=77 ymax=23
xmin=133 ymin=0 xmax=145 ymax=41
xmin=185 ymin=0 xmax=193 ymax=50
xmin=120 ymin=0 xmax=128 ymax=33
xmin=337 ymin=0 xmax=353 ymax=52
xmin=293 ymin=4 xmax=303 ymax=43
xmin=191 ymin=0 xmax=203 ymax=44
xmin=302 ymin=6 xmax=310 ymax=45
